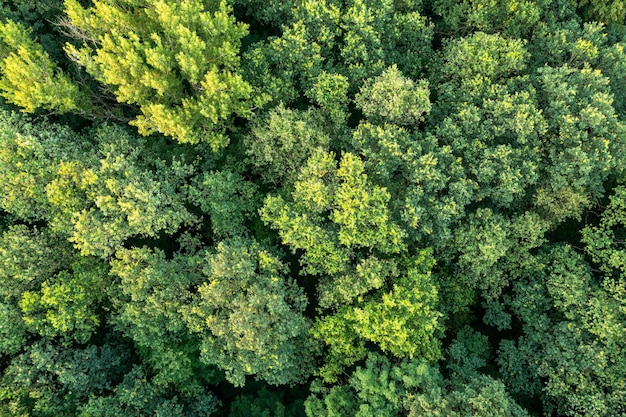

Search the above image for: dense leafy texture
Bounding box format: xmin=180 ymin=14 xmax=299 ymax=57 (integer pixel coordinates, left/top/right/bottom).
xmin=1 ymin=0 xmax=626 ymax=415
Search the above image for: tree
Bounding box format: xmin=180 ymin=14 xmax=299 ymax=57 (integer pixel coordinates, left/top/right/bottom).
xmin=432 ymin=0 xmax=549 ymax=38
xmin=261 ymin=149 xmax=407 ymax=306
xmin=433 ymin=32 xmax=543 ymax=212
xmin=45 ymin=124 xmax=198 ymax=258
xmin=577 ymin=0 xmax=626 ymax=25
xmin=0 ymin=109 xmax=88 ymax=222
xmin=532 ymin=63 xmax=626 ymax=223
xmin=311 ymin=251 xmax=443 ymax=382
xmin=77 ymin=365 xmax=220 ymax=417
xmin=187 ymin=168 xmax=260 ymax=238
xmin=183 ymin=238 xmax=316 ymax=387
xmin=0 ymin=20 xmax=90 ymax=114
xmin=108 ymin=246 xmax=215 ymax=393
xmin=0 ymin=224 xmax=77 ymax=354
xmin=582 ymin=186 xmax=626 ymax=275
xmin=63 ymin=0 xmax=254 ymax=148
xmin=242 ymin=21 xmax=325 ymax=107
xmin=355 ymin=65 xmax=431 ymax=126
xmin=20 ymin=256 xmax=110 ymax=344
xmin=305 ymin=352 xmax=529 ymax=417
xmin=0 ymin=112 xmax=198 ymax=258
xmin=242 ymin=0 xmax=433 ymax=106
xmin=1 ymin=340 xmax=131 ymax=417
xmin=497 ymin=244 xmax=626 ymax=416
xmin=244 ymin=105 xmax=331 ymax=187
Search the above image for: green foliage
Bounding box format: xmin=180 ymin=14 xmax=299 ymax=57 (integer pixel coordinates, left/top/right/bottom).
xmin=0 ymin=112 xmax=197 ymax=258
xmin=533 ymin=63 xmax=625 ymax=222
xmin=46 ymin=125 xmax=198 ymax=257
xmin=1 ymin=341 xmax=130 ymax=417
xmin=184 ymin=238 xmax=316 ymax=387
xmin=408 ymin=375 xmax=531 ymax=417
xmin=63 ymin=0 xmax=253 ymax=147
xmin=0 ymin=109 xmax=86 ymax=221
xmin=1 ymin=1 xmax=626 ymax=415
xmin=78 ymin=366 xmax=220 ymax=417
xmin=499 ymin=244 xmax=626 ymax=416
xmin=582 ymin=186 xmax=626 ymax=274
xmin=349 ymin=123 xmax=473 ymax=245
xmin=529 ymin=19 xmax=626 ymax=116
xmin=445 ymin=326 xmax=491 ymax=382
xmin=437 ymin=32 xmax=529 ymax=91
xmin=261 ymin=150 xmax=405 ymax=289
xmin=355 ymin=65 xmax=431 ymax=126
xmin=305 ymin=352 xmax=528 ymax=417
xmin=0 ymin=0 xmax=64 ymax=30
xmin=0 ymin=20 xmax=90 ymax=114
xmin=336 ymin=0 xmax=434 ymax=82
xmin=434 ymin=32 xmax=544 ymax=214
xmin=20 ymin=256 xmax=109 ymax=344
xmin=312 ymin=251 xmax=443 ymax=382
xmin=306 ymin=71 xmax=350 ymax=127
xmin=242 ymin=21 xmax=325 ymax=106
xmin=187 ymin=169 xmax=260 ymax=238
xmin=433 ymin=0 xmax=549 ymax=37
xmin=109 ymin=246 xmax=213 ymax=392
xmin=452 ymin=210 xmax=551 ymax=298
xmin=0 ymin=224 xmax=76 ymax=354
xmin=244 ymin=105 xmax=331 ymax=186
xmin=577 ymin=0 xmax=626 ymax=25
xmin=242 ymin=0 xmax=433 ymax=105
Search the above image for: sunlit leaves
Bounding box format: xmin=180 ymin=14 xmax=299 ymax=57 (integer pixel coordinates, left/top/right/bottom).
xmin=20 ymin=257 xmax=109 ymax=343
xmin=64 ymin=0 xmax=253 ymax=147
xmin=312 ymin=251 xmax=442 ymax=382
xmin=46 ymin=125 xmax=197 ymax=257
xmin=356 ymin=65 xmax=431 ymax=126
xmin=0 ymin=19 xmax=90 ymax=113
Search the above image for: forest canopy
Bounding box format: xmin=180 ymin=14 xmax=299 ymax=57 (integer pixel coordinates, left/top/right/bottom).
xmin=0 ymin=0 xmax=626 ymax=416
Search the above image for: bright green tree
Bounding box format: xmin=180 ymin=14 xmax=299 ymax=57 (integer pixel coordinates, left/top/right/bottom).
xmin=0 ymin=224 xmax=74 ymax=355
xmin=0 ymin=19 xmax=90 ymax=114
xmin=0 ymin=109 xmax=88 ymax=222
xmin=46 ymin=125 xmax=197 ymax=258
xmin=19 ymin=256 xmax=110 ymax=344
xmin=63 ymin=0 xmax=254 ymax=148
xmin=311 ymin=250 xmax=443 ymax=382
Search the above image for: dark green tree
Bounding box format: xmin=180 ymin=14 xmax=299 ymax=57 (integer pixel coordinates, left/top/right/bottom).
xmin=184 ymin=238 xmax=316 ymax=387
xmin=498 ymin=244 xmax=626 ymax=416
xmin=305 ymin=352 xmax=529 ymax=417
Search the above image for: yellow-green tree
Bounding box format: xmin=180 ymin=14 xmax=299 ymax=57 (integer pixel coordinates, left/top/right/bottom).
xmin=63 ymin=0 xmax=254 ymax=148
